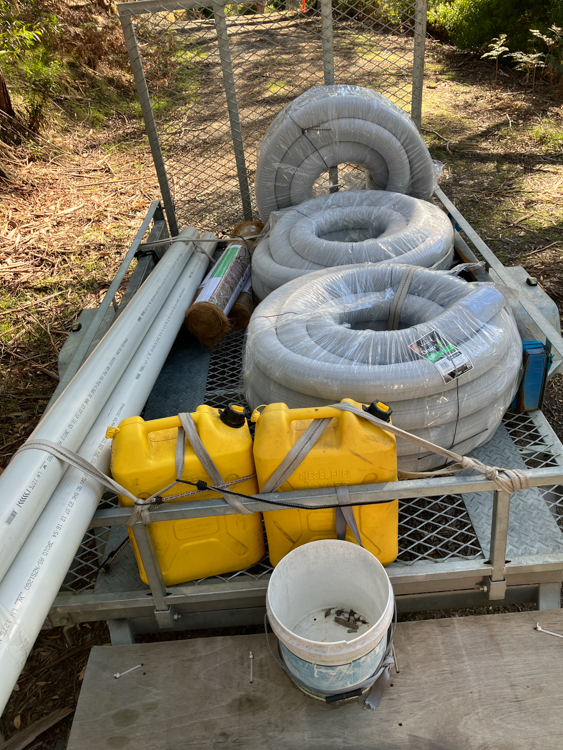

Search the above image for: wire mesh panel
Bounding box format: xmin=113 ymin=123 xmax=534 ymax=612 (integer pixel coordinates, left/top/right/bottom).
xmin=203 ymin=329 xmax=248 ymax=409
xmin=61 ymin=333 xmax=563 ymax=593
xmin=60 ymin=493 xmax=118 ymax=592
xmin=397 ymin=494 xmax=482 ymax=563
xmin=118 ymin=0 xmax=426 ymax=233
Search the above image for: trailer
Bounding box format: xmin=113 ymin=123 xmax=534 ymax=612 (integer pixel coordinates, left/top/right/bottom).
xmin=4 ymin=2 xmax=563 ymax=745
xmin=37 ymin=0 xmax=563 ymax=640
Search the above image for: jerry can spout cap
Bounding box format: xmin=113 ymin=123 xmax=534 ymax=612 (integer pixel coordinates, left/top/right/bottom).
xmin=363 ymin=401 xmax=392 ymax=423
xmin=219 ymin=404 xmax=247 ymax=428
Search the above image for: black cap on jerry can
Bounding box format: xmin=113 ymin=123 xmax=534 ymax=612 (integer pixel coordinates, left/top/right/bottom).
xmin=363 ymin=400 xmax=393 ymax=423
xmin=219 ymin=404 xmax=247 ymax=428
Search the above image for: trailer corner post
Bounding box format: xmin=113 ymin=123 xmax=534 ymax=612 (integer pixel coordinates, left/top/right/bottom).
xmin=411 ymin=0 xmax=427 ymax=131
xmin=118 ymin=8 xmax=179 ymax=236
xmin=488 ymin=490 xmax=511 ymax=600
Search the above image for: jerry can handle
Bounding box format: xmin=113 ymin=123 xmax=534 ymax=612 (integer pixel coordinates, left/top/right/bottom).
xmin=251 ymin=400 xmax=391 ymax=425
xmin=252 ymin=400 xmax=364 ymax=425
xmin=250 ymin=404 xmax=268 ymax=423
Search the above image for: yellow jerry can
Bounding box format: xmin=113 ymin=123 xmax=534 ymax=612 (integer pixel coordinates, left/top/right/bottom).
xmin=252 ymin=398 xmax=398 ymax=567
xmin=107 ymin=404 xmax=264 ymax=585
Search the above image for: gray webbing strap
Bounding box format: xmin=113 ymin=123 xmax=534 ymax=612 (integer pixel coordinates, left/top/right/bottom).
xmin=335 ymin=486 xmax=363 ymax=547
xmin=262 ymin=419 xmax=365 ymax=545
xmin=16 ymin=439 xmax=138 ymax=503
xmin=387 ymin=265 xmax=417 ymax=331
xmin=261 ymin=417 xmax=332 ymax=493
xmin=175 ymin=426 xmax=185 ymax=480
xmin=16 ymin=439 xmax=153 ymax=525
xmin=178 ymin=412 xmax=253 ymax=515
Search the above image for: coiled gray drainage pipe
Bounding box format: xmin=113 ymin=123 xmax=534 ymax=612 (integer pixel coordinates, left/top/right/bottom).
xmin=244 ymin=264 xmax=522 ymax=472
xmin=255 ymin=85 xmax=436 ymax=221
xmin=251 ymin=190 xmax=454 ymax=300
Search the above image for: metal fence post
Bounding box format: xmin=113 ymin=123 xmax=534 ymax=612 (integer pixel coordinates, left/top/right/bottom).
xmin=118 ymin=9 xmax=179 ymax=236
xmin=320 ymin=0 xmax=338 ymax=192
xmin=488 ymin=489 xmax=511 ymax=600
xmin=213 ymin=3 xmax=253 ymax=220
xmin=321 ymin=0 xmax=335 ymax=86
xmin=411 ymin=0 xmax=428 ymax=130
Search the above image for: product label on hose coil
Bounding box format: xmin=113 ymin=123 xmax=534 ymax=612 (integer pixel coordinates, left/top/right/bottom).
xmin=409 ymin=330 xmax=473 ymax=384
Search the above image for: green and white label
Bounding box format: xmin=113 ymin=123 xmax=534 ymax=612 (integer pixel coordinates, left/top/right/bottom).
xmin=409 ymin=330 xmax=473 ymax=384
xmin=197 ymin=245 xmax=242 ymax=303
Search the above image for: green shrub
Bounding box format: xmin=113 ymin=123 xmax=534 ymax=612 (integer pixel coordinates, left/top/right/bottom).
xmin=23 ymin=50 xmax=63 ymax=130
xmin=428 ymin=0 xmax=563 ymax=51
xmin=0 ymin=1 xmax=65 ymax=131
xmin=0 ymin=0 xmax=42 ymax=59
xmin=531 ymin=25 xmax=563 ymax=87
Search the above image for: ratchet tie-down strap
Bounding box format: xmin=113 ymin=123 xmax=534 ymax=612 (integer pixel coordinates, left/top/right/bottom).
xmin=260 ymin=417 xmax=363 ymax=545
xmin=16 ymin=411 xmax=254 ymax=526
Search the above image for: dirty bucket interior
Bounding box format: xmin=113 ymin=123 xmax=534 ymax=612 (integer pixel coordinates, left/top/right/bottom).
xmin=269 ymin=540 xmax=392 ymax=644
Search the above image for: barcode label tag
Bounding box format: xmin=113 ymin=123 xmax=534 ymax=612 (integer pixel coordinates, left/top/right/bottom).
xmin=5 ymin=510 xmax=17 ymax=526
xmin=409 ymin=330 xmax=473 ymax=384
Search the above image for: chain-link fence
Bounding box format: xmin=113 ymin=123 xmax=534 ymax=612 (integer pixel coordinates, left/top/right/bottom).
xmin=118 ymin=0 xmax=427 ymax=234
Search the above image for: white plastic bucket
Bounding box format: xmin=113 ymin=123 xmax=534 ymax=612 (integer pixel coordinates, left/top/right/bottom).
xmin=266 ymin=539 xmax=394 ymax=695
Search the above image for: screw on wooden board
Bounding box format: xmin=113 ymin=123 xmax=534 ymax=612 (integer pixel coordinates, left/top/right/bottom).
xmin=535 ymin=623 xmax=563 ymax=639
xmin=249 ymin=651 xmax=254 ymax=684
xmin=392 ymin=644 xmax=400 ymax=673
xmin=114 ymin=664 xmax=143 ymax=679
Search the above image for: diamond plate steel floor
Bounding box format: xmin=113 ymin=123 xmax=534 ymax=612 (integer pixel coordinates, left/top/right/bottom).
xmin=462 ymin=424 xmax=563 ymax=557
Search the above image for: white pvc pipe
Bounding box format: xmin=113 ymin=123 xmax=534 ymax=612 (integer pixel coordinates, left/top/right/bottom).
xmin=0 ymin=239 xmax=212 ymax=713
xmin=0 ymin=227 xmax=199 ymax=582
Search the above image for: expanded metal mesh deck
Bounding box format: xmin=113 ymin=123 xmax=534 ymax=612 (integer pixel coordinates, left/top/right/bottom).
xmin=60 ymin=328 xmax=563 ymax=594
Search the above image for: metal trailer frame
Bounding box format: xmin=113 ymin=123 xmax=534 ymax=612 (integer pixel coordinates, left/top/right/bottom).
xmin=45 ymin=190 xmax=563 ymax=638
xmin=42 ymin=1 xmax=563 ymax=637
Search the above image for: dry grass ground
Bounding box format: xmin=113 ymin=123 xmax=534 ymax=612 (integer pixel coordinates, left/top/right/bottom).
xmin=0 ymin=32 xmax=563 ymax=750
xmin=0 ymin=121 xmax=161 ymax=468
xmin=423 ymin=43 xmax=563 ymax=311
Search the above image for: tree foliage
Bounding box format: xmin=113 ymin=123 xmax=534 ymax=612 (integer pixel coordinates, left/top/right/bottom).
xmin=428 ymin=0 xmax=563 ymax=52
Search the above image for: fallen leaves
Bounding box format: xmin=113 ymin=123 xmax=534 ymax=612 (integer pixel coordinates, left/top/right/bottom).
xmin=0 ymin=120 xmax=160 ymax=465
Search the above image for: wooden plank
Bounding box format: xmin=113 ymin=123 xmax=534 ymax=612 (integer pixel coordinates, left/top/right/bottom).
xmin=68 ymin=610 xmax=563 ymax=750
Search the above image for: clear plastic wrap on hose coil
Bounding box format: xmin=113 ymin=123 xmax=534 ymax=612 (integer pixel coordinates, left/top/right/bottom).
xmin=243 ymin=264 xmax=523 ymax=472
xmin=254 ymin=85 xmax=437 ymax=221
xmin=251 ymin=190 xmax=455 ymax=300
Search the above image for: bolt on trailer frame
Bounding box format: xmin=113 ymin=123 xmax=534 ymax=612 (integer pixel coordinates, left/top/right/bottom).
xmin=46 ymin=0 xmax=563 ymax=636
